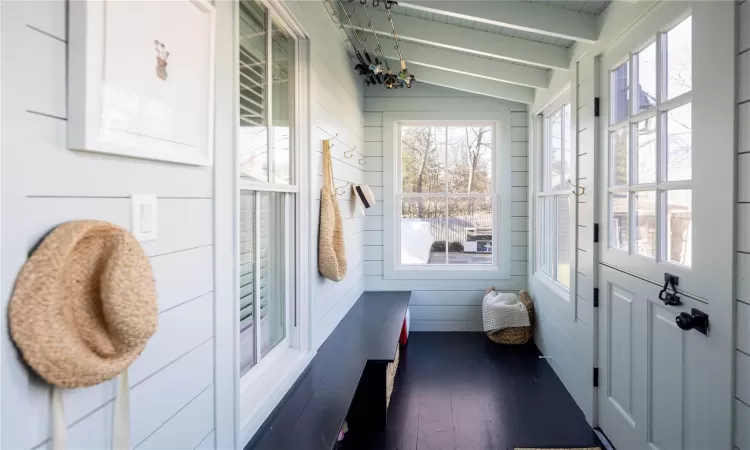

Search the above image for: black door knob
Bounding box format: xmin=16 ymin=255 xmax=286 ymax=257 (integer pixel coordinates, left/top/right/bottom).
xmin=675 ymin=308 xmax=709 ymax=335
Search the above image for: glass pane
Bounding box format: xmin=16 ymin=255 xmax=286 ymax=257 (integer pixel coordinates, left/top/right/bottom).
xmin=447 ymin=197 xmax=493 ymax=265
xmin=238 ymin=0 xmax=268 ymax=182
xmin=636 ymin=42 xmax=657 ymax=112
xmin=548 ymin=108 xmax=563 ymax=191
xmin=239 ymin=192 xmax=256 ymax=374
xmin=259 ymin=192 xmax=287 ymax=358
xmin=666 ymin=16 xmax=692 ymax=100
xmin=634 ymin=118 xmax=656 ymax=184
xmin=537 ymin=197 xmax=549 ymax=276
xmin=271 ymin=20 xmax=294 ymax=184
xmin=666 ymin=189 xmax=692 ymax=266
xmin=556 ymin=195 xmax=571 ymax=288
xmin=402 ymin=126 xmax=446 ymax=193
xmin=610 ymin=128 xmax=629 ymax=186
xmin=611 ymin=62 xmax=630 ymax=124
xmin=401 ymin=197 xmax=446 ymax=264
xmin=539 ymin=197 xmax=554 ymax=277
xmin=563 ymin=104 xmax=571 ymax=187
xmin=447 ymin=126 xmax=493 ymax=193
xmin=666 ymin=103 xmax=692 ymax=181
xmin=610 ymin=192 xmax=629 ymax=251
xmin=634 ymin=191 xmax=656 ymax=258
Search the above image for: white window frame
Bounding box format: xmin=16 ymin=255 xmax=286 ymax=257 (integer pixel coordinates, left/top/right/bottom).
xmin=605 ymin=14 xmax=693 ymax=264
xmin=382 ymin=111 xmax=512 ymax=281
xmin=534 ymin=95 xmax=573 ymax=295
xmin=233 ymin=0 xmax=313 ymax=445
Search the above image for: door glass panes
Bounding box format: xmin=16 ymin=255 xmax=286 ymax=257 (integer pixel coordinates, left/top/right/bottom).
xmin=611 ymin=62 xmax=630 ymax=124
xmin=238 ymin=0 xmax=268 ymax=182
xmin=259 ymin=192 xmax=286 ymax=357
xmin=271 ymin=21 xmax=294 ymax=184
xmin=666 ymin=103 xmax=692 ymax=181
xmin=556 ymin=196 xmax=571 ymax=288
xmin=607 ymin=16 xmax=691 ymax=266
xmin=447 ymin=126 xmax=493 ymax=194
xmin=611 ymin=127 xmax=629 ymax=185
xmin=634 ymin=191 xmax=656 ymax=258
xmin=402 ymin=126 xmax=446 ymax=193
xmin=665 ymin=16 xmax=692 ymax=100
xmin=611 ymin=192 xmax=629 ymax=251
xmin=666 ymin=190 xmax=692 ymax=266
xmin=636 ymin=42 xmax=657 ymax=112
xmin=634 ymin=118 xmax=656 ymax=184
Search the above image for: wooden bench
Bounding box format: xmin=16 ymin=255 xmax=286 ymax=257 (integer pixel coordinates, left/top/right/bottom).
xmin=245 ymin=291 xmax=410 ymax=450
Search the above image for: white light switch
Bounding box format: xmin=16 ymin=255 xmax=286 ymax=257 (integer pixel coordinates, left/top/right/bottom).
xmin=132 ymin=194 xmax=158 ymax=242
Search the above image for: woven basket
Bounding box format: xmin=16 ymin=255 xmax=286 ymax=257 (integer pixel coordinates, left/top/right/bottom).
xmin=386 ymin=345 xmax=400 ymax=409
xmin=486 ymin=290 xmax=534 ymax=345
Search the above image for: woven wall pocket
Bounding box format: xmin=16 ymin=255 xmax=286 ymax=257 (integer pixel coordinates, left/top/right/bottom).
xmin=318 ymin=140 xmax=347 ymax=281
xmin=8 ymin=221 xmax=158 ymax=450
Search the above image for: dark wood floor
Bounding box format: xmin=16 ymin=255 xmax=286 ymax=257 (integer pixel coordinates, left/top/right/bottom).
xmin=345 ymin=332 xmax=601 ymax=450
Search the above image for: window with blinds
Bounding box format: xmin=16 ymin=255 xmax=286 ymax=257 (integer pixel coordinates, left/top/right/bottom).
xmin=238 ymin=0 xmax=298 ymax=376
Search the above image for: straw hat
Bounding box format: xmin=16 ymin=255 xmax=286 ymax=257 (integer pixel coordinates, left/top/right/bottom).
xmin=8 ymin=220 xmax=158 ymax=388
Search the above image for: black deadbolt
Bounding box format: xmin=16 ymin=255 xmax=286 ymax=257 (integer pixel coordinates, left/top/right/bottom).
xmin=675 ymin=308 xmax=709 ymax=335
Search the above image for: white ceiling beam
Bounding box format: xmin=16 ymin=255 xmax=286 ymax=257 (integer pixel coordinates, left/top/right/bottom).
xmin=397 ymin=0 xmax=599 ymax=43
xmin=345 ymin=7 xmax=569 ymax=70
xmin=373 ymin=36 xmax=549 ymax=89
xmin=407 ymin=67 xmax=535 ymax=104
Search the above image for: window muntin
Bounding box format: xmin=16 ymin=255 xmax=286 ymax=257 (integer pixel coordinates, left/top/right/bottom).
xmin=607 ymin=15 xmax=692 ymax=267
xmin=398 ymin=124 xmax=496 ymax=267
xmin=537 ymin=100 xmax=572 ymax=289
xmin=238 ymin=0 xmax=298 ymax=376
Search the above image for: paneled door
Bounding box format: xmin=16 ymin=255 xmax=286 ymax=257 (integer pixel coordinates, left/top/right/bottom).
xmin=596 ymin=2 xmax=734 ymax=449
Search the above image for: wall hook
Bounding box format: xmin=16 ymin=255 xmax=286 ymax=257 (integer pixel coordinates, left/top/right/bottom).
xmin=569 ymin=180 xmax=585 ymax=196
xmin=358 ymin=157 xmax=367 ymax=165
xmin=335 ymin=181 xmax=350 ymax=195
xmin=344 ymin=146 xmax=357 ymax=158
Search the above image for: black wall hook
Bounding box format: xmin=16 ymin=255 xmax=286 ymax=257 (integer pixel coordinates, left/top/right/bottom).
xmin=658 ymin=273 xmax=681 ymax=306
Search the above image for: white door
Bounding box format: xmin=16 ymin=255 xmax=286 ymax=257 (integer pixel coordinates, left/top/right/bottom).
xmin=596 ymin=2 xmax=734 ymax=449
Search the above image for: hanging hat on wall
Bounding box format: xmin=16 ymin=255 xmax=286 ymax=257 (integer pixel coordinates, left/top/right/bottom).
xmin=8 ymin=220 xmax=158 ymax=449
xmin=353 ymin=184 xmax=376 ymax=216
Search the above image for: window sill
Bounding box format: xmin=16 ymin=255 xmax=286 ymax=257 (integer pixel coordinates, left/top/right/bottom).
xmin=239 ymin=347 xmax=315 ymax=447
xmin=532 ymin=271 xmax=570 ymax=302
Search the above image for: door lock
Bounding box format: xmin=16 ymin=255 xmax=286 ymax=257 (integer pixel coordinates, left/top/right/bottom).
xmin=658 ymin=273 xmax=681 ymax=306
xmin=675 ymin=308 xmax=709 ymax=335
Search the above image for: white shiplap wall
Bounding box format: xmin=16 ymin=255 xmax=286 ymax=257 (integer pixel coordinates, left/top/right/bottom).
xmin=736 ymin=2 xmax=750 ymax=448
xmin=1 ymin=1 xmax=216 ymax=449
xmin=363 ymin=84 xmax=528 ymax=331
xmin=284 ymin=1 xmax=366 ymax=350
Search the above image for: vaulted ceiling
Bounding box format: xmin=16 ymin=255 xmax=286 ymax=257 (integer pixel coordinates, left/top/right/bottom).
xmin=330 ymin=0 xmax=612 ymax=103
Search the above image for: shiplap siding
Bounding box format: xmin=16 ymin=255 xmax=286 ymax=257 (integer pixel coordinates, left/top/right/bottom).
xmin=283 ymin=1 xmax=366 ymax=350
xmin=737 ymin=2 xmax=750 ymax=447
xmin=525 ymin=0 xmax=663 ymax=424
xmin=0 ymin=2 xmax=216 ymax=449
xmin=528 ymin=56 xmax=597 ymax=420
xmin=363 ymin=84 xmax=528 ymax=331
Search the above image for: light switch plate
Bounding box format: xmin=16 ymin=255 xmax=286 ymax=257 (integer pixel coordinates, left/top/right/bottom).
xmin=131 ymin=194 xmax=158 ymax=242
